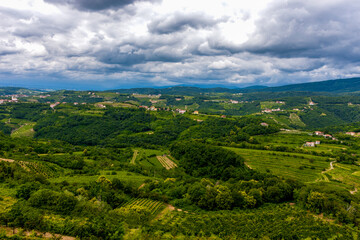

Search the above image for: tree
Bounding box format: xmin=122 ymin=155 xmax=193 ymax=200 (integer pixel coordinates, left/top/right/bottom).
xmin=306 ymin=191 xmax=326 ymax=212
xmin=215 ymin=185 xmax=234 ymax=210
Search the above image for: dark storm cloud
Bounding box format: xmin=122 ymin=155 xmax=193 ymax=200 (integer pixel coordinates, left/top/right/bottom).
xmin=274 ymin=58 xmax=325 ymax=73
xmin=0 ymin=6 xmax=75 ymax=39
xmin=148 ymin=12 xmax=226 ymax=34
xmin=44 ymin=0 xmax=159 ymax=11
xmin=204 ymin=0 xmax=360 ymax=68
xmin=12 ymin=19 xmax=74 ymax=38
xmin=0 ymin=50 xmax=19 ymax=56
xmin=241 ymin=0 xmax=360 ymax=62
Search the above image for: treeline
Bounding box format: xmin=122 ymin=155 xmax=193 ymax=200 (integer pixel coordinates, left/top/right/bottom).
xmin=9 ymin=103 xmax=51 ymax=121
xmin=296 ymin=183 xmax=360 ymax=225
xmin=141 ymin=204 xmax=357 ymax=239
xmin=179 ymin=116 xmax=279 ymax=143
xmin=170 ymin=141 xmax=248 ymax=179
xmin=34 ymin=108 xmax=155 ymax=145
xmin=143 ymin=175 xmax=302 ymax=211
xmin=107 ymin=115 xmax=196 ymax=148
xmin=1 ymin=176 xmax=128 ymax=239
xmin=33 ymin=106 xmax=279 ymax=147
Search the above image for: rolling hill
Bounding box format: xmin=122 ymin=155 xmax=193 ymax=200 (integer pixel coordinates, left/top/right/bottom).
xmin=260 ymin=77 xmax=360 ymax=93
xmin=110 ymin=77 xmax=360 ymax=94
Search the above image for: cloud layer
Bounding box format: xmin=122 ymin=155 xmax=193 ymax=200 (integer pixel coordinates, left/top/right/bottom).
xmin=1 ymin=0 xmax=360 ymax=89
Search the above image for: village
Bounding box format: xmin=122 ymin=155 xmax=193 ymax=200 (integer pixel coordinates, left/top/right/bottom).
xmin=303 ymin=130 xmax=360 ymax=147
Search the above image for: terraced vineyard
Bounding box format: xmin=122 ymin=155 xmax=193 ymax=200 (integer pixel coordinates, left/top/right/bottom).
xmin=122 ymin=198 xmax=165 ymax=215
xmin=156 ymin=155 xmax=178 ymax=170
xmin=17 ymin=161 xmax=60 ymax=178
xmin=226 ymin=147 xmax=329 ymax=182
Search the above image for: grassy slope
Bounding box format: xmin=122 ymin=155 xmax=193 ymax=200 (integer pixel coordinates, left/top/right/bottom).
xmin=11 ymin=123 xmax=36 ymax=138
xmin=135 ymin=148 xmax=167 ymax=169
xmin=227 ymin=147 xmax=328 ymax=182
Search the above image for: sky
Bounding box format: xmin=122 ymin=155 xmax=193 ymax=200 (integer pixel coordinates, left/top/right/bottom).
xmin=0 ymin=0 xmax=360 ymax=90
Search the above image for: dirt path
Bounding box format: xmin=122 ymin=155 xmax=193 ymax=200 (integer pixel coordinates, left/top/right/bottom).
xmin=244 ymin=162 xmax=252 ymax=169
xmin=0 ymin=226 xmax=76 ymax=240
xmin=315 ymin=161 xmax=336 ymax=182
xmin=0 ymin=158 xmax=14 ymax=163
xmin=153 ymin=204 xmax=175 ymax=221
xmin=0 ymin=158 xmax=31 ymax=172
xmin=322 ymin=161 xmax=335 ymax=173
xmin=350 ymin=187 xmax=358 ymax=195
xmin=130 ymin=150 xmax=138 ymax=164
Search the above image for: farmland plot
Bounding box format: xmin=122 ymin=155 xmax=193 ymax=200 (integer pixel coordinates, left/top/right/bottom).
xmin=17 ymin=161 xmax=60 ymax=178
xmin=122 ymin=198 xmax=164 ymax=215
xmin=156 ymin=155 xmax=178 ymax=170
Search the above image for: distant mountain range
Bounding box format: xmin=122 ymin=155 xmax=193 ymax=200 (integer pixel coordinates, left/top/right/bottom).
xmin=110 ymin=77 xmax=360 ymax=95
xmin=259 ymin=77 xmax=360 ymax=93
xmin=2 ymin=77 xmax=360 ymax=95
xmin=0 ymin=87 xmax=44 ymax=96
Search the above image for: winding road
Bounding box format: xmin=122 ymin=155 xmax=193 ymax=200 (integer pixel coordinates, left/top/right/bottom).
xmin=131 ymin=150 xmax=138 ymax=164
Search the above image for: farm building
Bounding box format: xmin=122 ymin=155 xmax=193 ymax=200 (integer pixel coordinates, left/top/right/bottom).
xmin=260 ymin=122 xmax=269 ymax=127
xmin=262 ymin=109 xmax=272 ymax=113
xmin=315 ymin=141 xmax=321 ymax=145
xmin=304 ymin=142 xmax=315 ymax=147
xmin=50 ymin=102 xmax=60 ymax=108
xmin=314 ymin=131 xmax=324 ymax=136
xmin=177 ymin=109 xmax=186 ymax=114
xmin=324 ymin=134 xmax=332 ymax=139
xmin=346 ymin=132 xmax=356 ymax=136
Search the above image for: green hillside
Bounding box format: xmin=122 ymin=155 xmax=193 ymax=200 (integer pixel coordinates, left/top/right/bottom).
xmin=1 ymin=88 xmax=360 ymax=239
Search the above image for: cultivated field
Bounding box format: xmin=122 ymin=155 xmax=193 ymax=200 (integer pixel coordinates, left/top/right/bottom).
xmin=156 ymin=155 xmax=178 ymax=170
xmin=121 ymin=198 xmax=164 ymax=215
xmin=11 ymin=122 xmax=36 ymax=138
xmin=133 ymin=149 xmax=167 ymax=168
xmin=227 ymin=147 xmax=329 ymax=182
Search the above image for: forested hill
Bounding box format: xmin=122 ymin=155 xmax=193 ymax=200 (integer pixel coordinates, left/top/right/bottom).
xmin=0 ymin=87 xmax=44 ymax=95
xmin=109 ymin=77 xmax=360 ymax=94
xmin=254 ymin=77 xmax=360 ymax=93
xmin=3 ymin=77 xmax=360 ymax=95
xmin=107 ymin=86 xmax=243 ymax=95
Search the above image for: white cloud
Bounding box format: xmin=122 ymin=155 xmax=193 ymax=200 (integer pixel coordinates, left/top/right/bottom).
xmin=208 ymin=60 xmax=237 ymax=70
